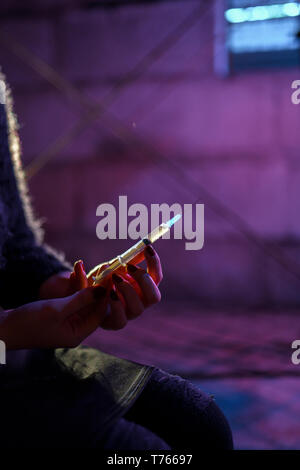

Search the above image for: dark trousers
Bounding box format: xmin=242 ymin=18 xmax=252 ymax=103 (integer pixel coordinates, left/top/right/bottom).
xmin=99 ymin=368 xmax=234 ymax=450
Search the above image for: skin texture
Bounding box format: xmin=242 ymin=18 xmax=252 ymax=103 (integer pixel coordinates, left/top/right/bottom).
xmin=0 ymin=245 xmax=163 ymax=350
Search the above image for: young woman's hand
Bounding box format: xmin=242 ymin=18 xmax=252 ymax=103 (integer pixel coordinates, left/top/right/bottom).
xmin=100 ymin=244 xmax=163 ymax=330
xmin=39 ymin=244 xmax=163 ymax=331
xmin=0 ymin=285 xmax=108 ymax=350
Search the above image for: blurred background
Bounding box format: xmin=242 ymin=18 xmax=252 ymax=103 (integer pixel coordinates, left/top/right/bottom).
xmin=1 ymin=0 xmax=300 ymax=449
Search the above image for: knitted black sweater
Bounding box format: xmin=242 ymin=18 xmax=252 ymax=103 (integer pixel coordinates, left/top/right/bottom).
xmin=0 ymin=74 xmax=71 ymax=309
xmin=0 ymin=74 xmax=154 ymax=448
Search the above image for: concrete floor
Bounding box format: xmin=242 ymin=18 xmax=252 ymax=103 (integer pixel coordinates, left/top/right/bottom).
xmin=86 ymin=301 xmax=300 ymax=450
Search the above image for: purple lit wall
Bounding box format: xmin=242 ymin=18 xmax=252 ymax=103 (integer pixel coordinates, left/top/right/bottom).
xmin=1 ymin=0 xmax=300 ymax=307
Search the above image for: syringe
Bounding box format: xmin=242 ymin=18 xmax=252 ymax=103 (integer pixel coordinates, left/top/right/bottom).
xmin=93 ymin=214 xmax=181 ymax=284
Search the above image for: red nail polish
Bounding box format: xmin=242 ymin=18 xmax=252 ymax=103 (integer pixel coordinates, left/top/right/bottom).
xmin=112 ymin=273 xmax=123 ymax=284
xmin=92 ymin=285 xmax=106 ymax=299
xmin=80 ymin=260 xmax=85 ymax=271
xmin=146 ymin=245 xmax=155 ymax=256
xmin=127 ymin=263 xmax=138 ymax=273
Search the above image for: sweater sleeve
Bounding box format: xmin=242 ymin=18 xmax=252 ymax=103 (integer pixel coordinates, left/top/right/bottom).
xmin=0 ymin=86 xmax=72 ymax=308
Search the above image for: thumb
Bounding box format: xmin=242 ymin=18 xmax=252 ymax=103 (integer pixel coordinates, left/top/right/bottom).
xmin=57 ymin=285 xmax=108 ymax=342
xmin=73 ymin=260 xmax=89 ymax=290
xmin=59 ymin=285 xmax=107 ymax=317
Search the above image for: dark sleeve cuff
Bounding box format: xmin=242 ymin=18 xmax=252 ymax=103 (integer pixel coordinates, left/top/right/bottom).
xmin=1 ymin=244 xmax=72 ymax=308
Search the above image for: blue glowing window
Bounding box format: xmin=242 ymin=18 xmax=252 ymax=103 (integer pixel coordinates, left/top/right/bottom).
xmin=216 ymin=1 xmax=300 ymax=74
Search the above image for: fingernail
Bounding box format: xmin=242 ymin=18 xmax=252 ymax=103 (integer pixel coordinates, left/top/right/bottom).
xmin=74 ymin=260 xmax=85 ymax=272
xmin=110 ymin=289 xmax=119 ymax=301
xmin=79 ymin=262 xmax=86 ymax=276
xmin=127 ymin=263 xmax=138 ymax=273
xmin=92 ymin=285 xmax=106 ymax=299
xmin=112 ymin=273 xmax=123 ymax=284
xmin=143 ymin=238 xmax=151 ymax=246
xmin=146 ymin=245 xmax=155 ymax=256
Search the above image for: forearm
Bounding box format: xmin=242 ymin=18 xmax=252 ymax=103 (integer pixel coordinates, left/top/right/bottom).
xmin=0 ymin=308 xmax=19 ymax=350
xmin=0 ymin=310 xmax=40 ymax=351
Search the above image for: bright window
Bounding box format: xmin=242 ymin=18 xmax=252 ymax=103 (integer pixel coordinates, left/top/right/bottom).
xmin=215 ymin=1 xmax=300 ymax=74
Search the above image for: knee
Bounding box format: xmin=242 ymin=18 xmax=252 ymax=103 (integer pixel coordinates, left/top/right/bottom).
xmin=100 ymin=419 xmax=171 ymax=450
xmin=200 ymin=400 xmax=234 ymax=450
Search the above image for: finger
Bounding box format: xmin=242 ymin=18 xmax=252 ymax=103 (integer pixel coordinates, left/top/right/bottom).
xmin=112 ymin=273 xmax=145 ymax=320
xmin=90 ymin=263 xmax=112 ymax=287
xmin=70 ymin=260 xmax=88 ymax=292
xmin=87 ymin=262 xmax=109 ymax=286
xmin=144 ymin=245 xmax=163 ymax=286
xmin=65 ymin=286 xmax=109 ymax=340
xmin=74 ymin=260 xmax=89 ymax=289
xmin=127 ymin=263 xmax=161 ymax=306
xmin=100 ymin=289 xmax=128 ymax=330
xmin=69 ymin=271 xmax=78 ymax=293
xmin=94 ymin=268 xmax=114 ymax=293
xmin=61 ymin=285 xmax=107 ymax=317
xmin=87 ymin=262 xmax=108 ymax=278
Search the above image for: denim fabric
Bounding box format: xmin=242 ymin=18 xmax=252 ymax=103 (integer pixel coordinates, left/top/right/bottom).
xmin=0 ymin=347 xmax=154 ymax=448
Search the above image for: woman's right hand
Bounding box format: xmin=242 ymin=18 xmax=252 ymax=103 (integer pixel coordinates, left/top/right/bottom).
xmin=0 ymin=285 xmax=108 ymax=350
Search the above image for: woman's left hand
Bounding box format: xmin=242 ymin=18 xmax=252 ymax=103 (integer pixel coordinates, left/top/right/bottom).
xmin=39 ymin=244 xmax=163 ymax=330
xmin=39 ymin=258 xmax=98 ymax=299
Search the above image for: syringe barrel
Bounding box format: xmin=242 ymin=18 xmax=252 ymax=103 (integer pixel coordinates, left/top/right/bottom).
xmin=94 ymin=239 xmax=146 ymax=282
xmin=94 ymin=222 xmax=172 ymax=283
xmin=147 ymin=223 xmax=169 ymax=244
xmin=117 ymin=239 xmax=146 ymax=265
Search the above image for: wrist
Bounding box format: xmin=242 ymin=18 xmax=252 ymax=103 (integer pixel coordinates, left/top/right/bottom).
xmin=0 ymin=306 xmax=39 ymax=350
xmin=0 ymin=311 xmax=15 ymax=350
